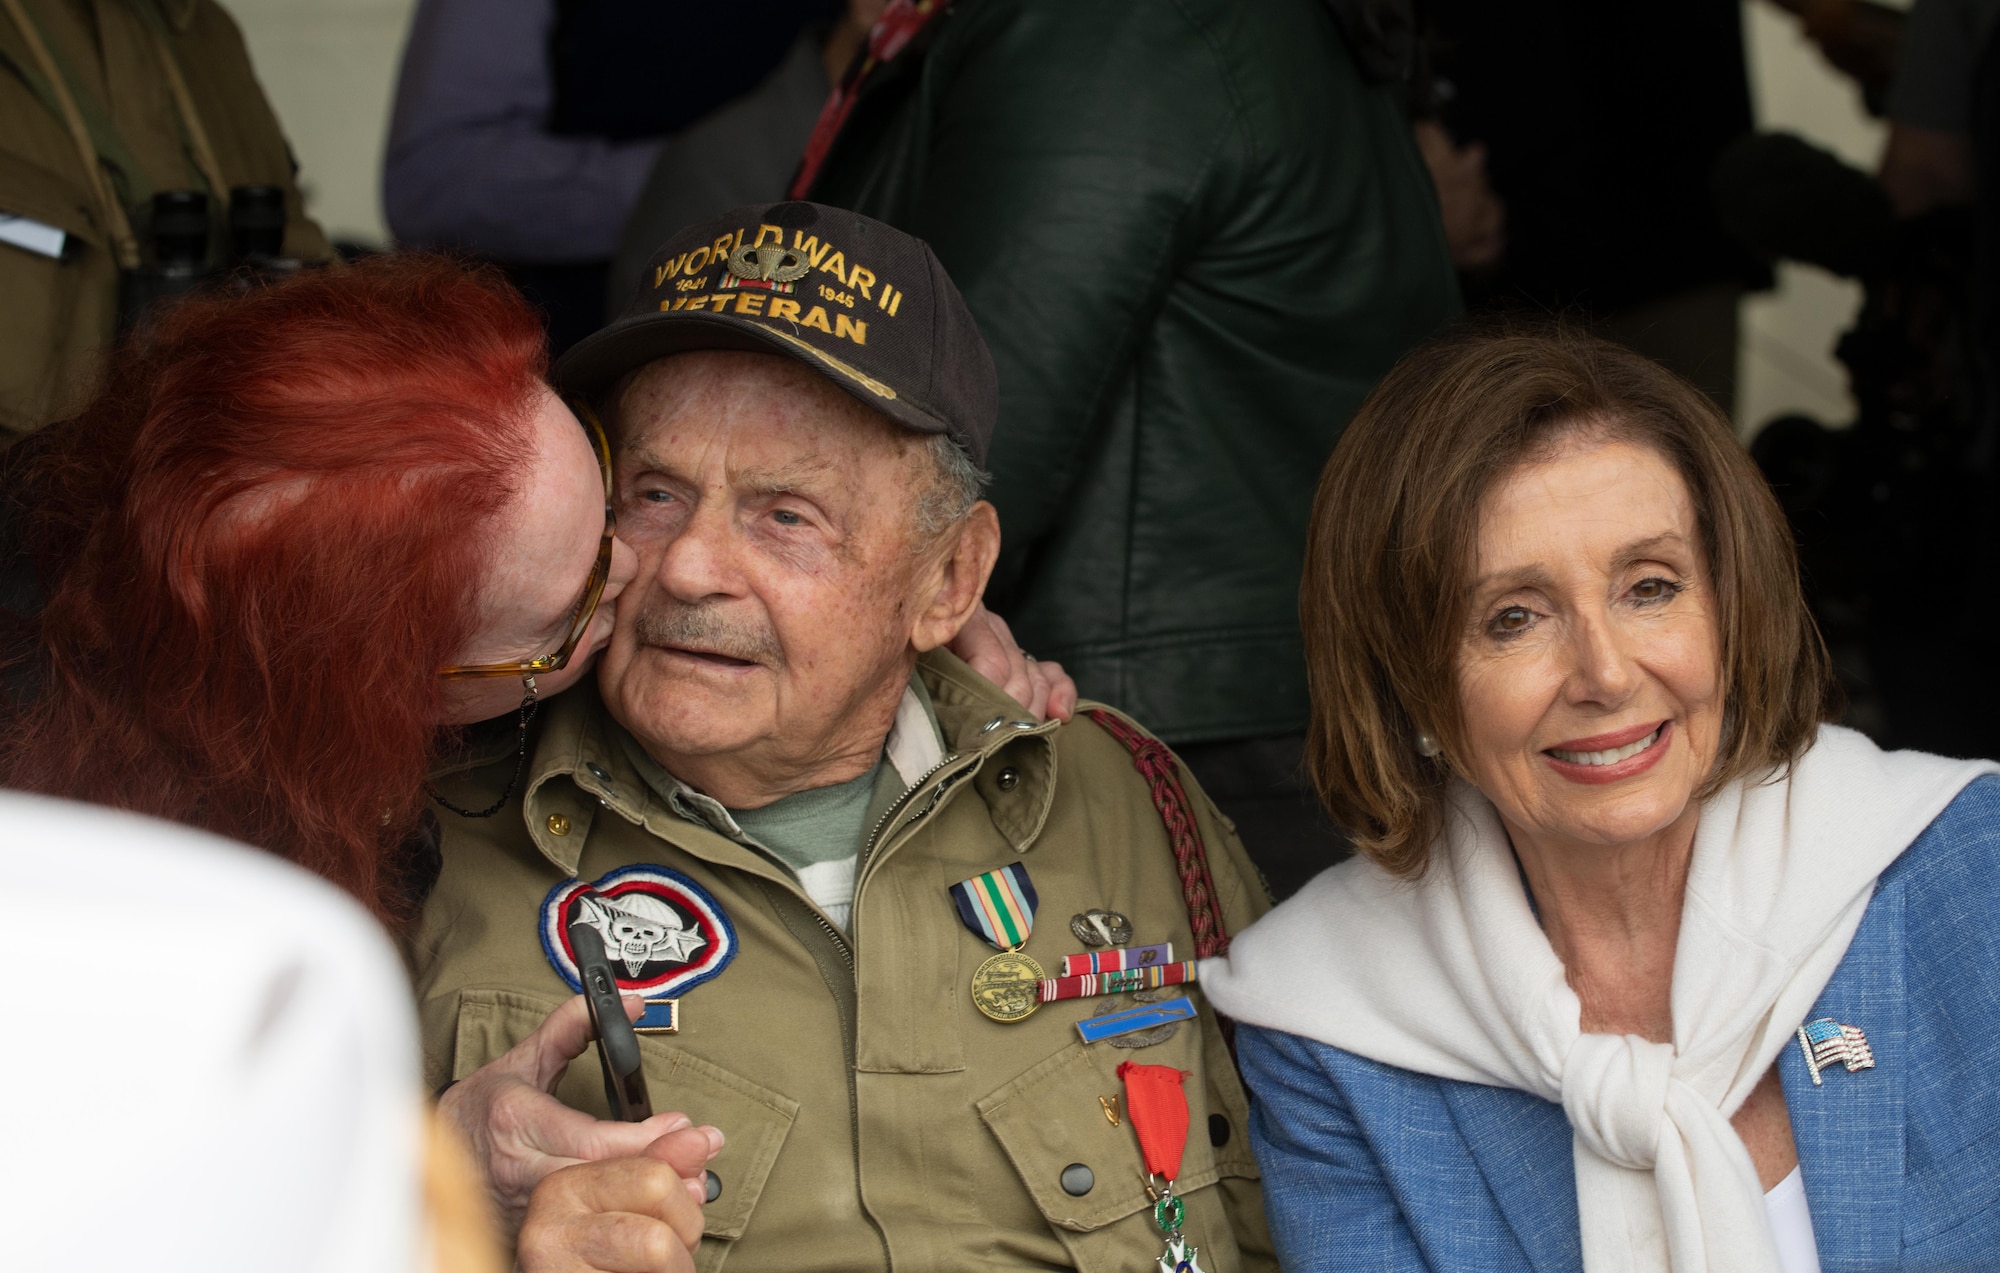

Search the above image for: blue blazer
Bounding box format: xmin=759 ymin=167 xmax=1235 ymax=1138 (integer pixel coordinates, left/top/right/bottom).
xmin=1239 ymin=776 xmax=2000 ymax=1272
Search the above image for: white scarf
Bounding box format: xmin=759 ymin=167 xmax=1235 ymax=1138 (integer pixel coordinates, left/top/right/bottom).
xmin=1202 ymin=725 xmax=1996 ymax=1272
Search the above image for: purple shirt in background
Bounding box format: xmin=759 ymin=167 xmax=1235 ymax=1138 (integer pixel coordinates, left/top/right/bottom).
xmin=383 ymin=0 xmax=662 ymax=262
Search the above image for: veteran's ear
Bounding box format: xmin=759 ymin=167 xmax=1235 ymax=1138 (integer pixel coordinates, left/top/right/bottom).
xmin=911 ymin=500 xmax=1001 ymax=653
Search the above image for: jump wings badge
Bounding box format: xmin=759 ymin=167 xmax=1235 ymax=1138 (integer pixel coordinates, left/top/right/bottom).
xmin=722 ymin=242 xmax=810 ymax=293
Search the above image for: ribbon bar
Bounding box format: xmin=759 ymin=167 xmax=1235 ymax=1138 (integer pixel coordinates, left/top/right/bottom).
xmin=1058 ymin=943 xmax=1173 ymax=977
xmin=1038 ymin=959 xmax=1195 ymax=1003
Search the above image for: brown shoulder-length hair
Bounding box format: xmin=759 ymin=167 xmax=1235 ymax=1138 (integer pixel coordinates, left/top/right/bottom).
xmin=1303 ymin=320 xmax=1838 ymax=876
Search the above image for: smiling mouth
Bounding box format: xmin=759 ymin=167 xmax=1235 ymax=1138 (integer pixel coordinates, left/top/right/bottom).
xmin=1546 ymin=725 xmax=1664 ymax=767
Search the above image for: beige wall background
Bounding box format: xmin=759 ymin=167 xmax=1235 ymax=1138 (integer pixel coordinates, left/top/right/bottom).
xmin=1741 ymin=1 xmax=1896 ymax=436
xmin=233 ymin=0 xmax=1892 ymax=433
xmin=229 ymin=0 xmax=414 ymax=247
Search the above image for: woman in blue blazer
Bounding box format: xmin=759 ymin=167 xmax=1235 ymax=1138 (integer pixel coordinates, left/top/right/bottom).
xmin=1203 ymin=326 xmax=2000 ymax=1272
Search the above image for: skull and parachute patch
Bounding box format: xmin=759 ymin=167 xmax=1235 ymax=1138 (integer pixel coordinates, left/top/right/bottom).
xmin=539 ymin=866 xmax=737 ymax=1000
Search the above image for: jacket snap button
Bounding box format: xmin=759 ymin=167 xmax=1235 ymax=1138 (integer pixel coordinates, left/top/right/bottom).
xmin=997 ymin=767 xmax=1020 ymax=791
xmin=704 ymin=1170 xmax=721 ymax=1203
xmin=980 ymin=715 xmax=1006 ymax=733
xmin=586 ymin=762 xmax=611 ymax=782
xmin=1059 ymin=1163 xmax=1094 ymax=1196
xmin=545 ymin=813 xmax=571 ymax=837
xmin=1209 ymin=1113 xmax=1231 ymax=1147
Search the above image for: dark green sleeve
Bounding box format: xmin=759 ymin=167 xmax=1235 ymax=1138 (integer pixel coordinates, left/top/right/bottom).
xmin=894 ymin=2 xmax=1242 ymax=559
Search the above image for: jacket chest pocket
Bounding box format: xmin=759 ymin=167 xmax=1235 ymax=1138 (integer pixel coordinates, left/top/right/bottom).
xmin=976 ymin=1026 xmax=1262 ymax=1273
xmin=0 ymin=149 xmax=111 ymax=437
xmin=451 ymin=989 xmax=800 ymax=1273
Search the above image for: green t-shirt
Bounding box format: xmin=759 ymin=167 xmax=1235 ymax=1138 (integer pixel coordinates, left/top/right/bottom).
xmin=732 ymin=758 xmax=897 ymax=874
xmin=616 ymin=674 xmax=946 ymax=928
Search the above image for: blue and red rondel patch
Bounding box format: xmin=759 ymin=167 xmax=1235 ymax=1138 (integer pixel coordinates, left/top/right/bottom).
xmin=540 ymin=865 xmax=737 ymax=1001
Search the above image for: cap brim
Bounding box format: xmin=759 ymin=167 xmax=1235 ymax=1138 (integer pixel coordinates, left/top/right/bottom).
xmin=554 ymin=310 xmax=951 ymax=440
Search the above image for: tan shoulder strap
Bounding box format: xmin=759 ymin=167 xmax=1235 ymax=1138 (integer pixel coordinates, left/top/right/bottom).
xmin=131 ymin=2 xmax=229 ymax=209
xmin=0 ymin=0 xmax=139 ymax=266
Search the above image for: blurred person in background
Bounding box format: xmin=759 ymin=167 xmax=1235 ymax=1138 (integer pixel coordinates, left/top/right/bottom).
xmin=797 ymin=0 xmax=1462 ymax=900
xmin=0 ymin=255 xmax=1064 ymax=1265
xmin=609 ymin=1 xmax=895 ymax=317
xmin=0 ymin=0 xmax=329 ymax=446
xmin=1415 ymin=0 xmax=1769 ymax=411
xmin=1877 ymin=0 xmax=1996 ymax=218
xmin=386 ymin=0 xmax=857 ymax=353
xmin=1703 ymin=0 xmax=2000 ymax=760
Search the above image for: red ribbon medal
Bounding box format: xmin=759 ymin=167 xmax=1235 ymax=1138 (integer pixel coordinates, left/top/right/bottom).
xmin=1118 ymin=1062 xmax=1206 ymax=1273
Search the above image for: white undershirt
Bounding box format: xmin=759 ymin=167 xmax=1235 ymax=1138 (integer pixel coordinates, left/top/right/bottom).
xmin=1764 ymin=1166 xmax=1822 ymax=1273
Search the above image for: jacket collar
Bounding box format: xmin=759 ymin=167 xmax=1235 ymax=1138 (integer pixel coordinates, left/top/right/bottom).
xmin=616 ymin=675 xmax=947 ymax=847
xmin=519 ymin=649 xmax=1058 ymax=878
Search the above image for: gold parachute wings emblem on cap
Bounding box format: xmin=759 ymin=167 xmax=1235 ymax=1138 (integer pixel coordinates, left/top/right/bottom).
xmin=726 ymin=242 xmax=811 ymax=284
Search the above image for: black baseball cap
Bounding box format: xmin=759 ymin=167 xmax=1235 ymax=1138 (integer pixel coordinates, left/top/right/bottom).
xmin=557 ymin=201 xmax=998 ymax=466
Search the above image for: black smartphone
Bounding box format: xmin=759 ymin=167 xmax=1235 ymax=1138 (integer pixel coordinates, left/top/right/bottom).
xmin=569 ymin=919 xmax=654 ymax=1122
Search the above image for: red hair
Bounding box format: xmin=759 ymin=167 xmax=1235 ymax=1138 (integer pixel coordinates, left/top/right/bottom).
xmin=1 ymin=255 xmax=546 ymax=919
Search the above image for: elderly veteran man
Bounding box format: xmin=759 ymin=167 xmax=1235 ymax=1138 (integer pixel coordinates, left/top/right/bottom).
xmin=415 ymin=202 xmax=1276 ymax=1273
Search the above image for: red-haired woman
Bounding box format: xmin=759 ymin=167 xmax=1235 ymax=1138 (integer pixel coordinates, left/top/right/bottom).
xmin=0 ymin=255 xmax=1067 ymax=1270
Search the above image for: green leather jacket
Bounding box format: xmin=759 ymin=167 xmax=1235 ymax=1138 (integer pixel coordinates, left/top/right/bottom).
xmin=806 ymin=0 xmax=1460 ymax=744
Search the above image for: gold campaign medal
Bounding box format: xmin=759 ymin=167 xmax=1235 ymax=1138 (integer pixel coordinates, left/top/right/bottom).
xmin=951 ymin=863 xmax=1044 ymax=1022
xmin=970 ymin=950 xmax=1046 ymax=1022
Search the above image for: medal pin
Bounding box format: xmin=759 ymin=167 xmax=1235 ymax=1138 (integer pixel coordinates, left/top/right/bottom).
xmin=949 ymin=863 xmax=1045 ymax=1021
xmin=1120 ymin=1061 xmax=1206 ymax=1273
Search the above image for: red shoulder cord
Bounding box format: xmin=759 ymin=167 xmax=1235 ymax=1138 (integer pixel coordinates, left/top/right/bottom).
xmin=1085 ymin=709 xmax=1231 ymax=959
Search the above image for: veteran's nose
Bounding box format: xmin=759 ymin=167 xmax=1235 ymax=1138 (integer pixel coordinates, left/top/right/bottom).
xmin=653 ymin=498 xmax=747 ymax=603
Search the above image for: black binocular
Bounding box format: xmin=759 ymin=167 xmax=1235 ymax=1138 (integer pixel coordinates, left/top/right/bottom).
xmin=118 ymin=185 xmax=315 ymax=332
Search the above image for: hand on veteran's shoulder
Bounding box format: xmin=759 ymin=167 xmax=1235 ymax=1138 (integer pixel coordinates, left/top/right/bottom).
xmin=949 ymin=603 xmax=1077 ymax=722
xmin=439 ymin=994 xmax=720 ymax=1232
xmin=518 ymin=1128 xmax=718 ymax=1273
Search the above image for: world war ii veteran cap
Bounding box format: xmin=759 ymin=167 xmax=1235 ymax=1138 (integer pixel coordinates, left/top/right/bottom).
xmin=557 ymin=201 xmax=998 ymax=465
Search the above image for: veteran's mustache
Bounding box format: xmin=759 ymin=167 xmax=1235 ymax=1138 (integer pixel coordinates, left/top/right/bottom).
xmin=630 ymin=598 xmax=786 ymax=668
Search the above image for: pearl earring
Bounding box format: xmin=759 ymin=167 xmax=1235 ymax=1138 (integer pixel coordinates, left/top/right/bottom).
xmin=1415 ymin=731 xmax=1442 ymax=758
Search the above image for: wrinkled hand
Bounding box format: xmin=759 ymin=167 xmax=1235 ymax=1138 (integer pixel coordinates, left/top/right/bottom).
xmin=517 ymin=1126 xmax=722 ymax=1273
xmin=948 ymin=603 xmax=1077 ymax=722
xmin=438 ymin=994 xmax=717 ymax=1234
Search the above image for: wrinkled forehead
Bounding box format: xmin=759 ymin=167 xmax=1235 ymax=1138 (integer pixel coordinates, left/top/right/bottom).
xmin=610 ymin=350 xmax=919 ymax=480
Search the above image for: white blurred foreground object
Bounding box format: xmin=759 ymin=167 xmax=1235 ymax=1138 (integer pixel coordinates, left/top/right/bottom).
xmin=0 ymin=793 xmax=423 ymax=1271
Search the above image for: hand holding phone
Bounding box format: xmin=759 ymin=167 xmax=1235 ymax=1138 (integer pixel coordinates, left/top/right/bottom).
xmin=569 ymin=919 xmax=654 ymax=1122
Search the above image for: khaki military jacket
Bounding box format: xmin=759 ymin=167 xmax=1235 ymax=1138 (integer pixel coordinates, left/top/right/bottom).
xmin=0 ymin=0 xmax=328 ymax=441
xmin=415 ymin=651 xmax=1278 ymax=1273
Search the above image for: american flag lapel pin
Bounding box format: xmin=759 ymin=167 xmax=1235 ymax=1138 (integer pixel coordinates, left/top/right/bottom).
xmin=1797 ymin=1018 xmax=1876 ymax=1086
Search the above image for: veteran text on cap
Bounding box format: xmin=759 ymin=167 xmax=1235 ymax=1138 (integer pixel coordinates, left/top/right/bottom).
xmin=559 ymin=201 xmax=998 ymax=466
